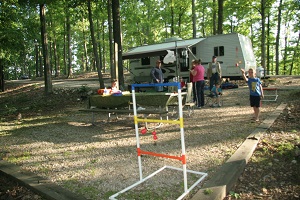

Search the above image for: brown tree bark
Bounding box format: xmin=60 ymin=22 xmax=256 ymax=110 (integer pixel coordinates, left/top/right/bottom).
xmin=192 ymin=0 xmax=196 ymax=38
xmin=66 ymin=13 xmax=72 ymax=78
xmin=217 ymin=0 xmax=224 ymax=34
xmin=0 ymin=59 xmax=4 ymax=92
xmin=261 ymin=0 xmax=266 ymax=70
xmin=275 ymin=0 xmax=283 ymax=75
xmin=213 ymin=0 xmax=217 ymax=35
xmin=107 ymin=0 xmax=115 ymax=80
xmin=112 ymin=0 xmax=124 ymax=89
xmin=39 ymin=4 xmax=52 ymax=95
xmin=87 ymin=0 xmax=104 ymax=88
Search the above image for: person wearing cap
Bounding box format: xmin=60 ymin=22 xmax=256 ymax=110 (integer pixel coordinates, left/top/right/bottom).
xmin=207 ymin=56 xmax=222 ymax=91
xmin=150 ymin=60 xmax=164 ymax=92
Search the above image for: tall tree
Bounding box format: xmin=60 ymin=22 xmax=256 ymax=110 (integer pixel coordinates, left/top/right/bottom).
xmin=66 ymin=6 xmax=72 ymax=78
xmin=260 ymin=0 xmax=267 ymax=69
xmin=212 ymin=0 xmax=217 ymax=35
xmin=0 ymin=1 xmax=26 ymax=90
xmin=40 ymin=4 xmax=53 ymax=94
xmin=87 ymin=0 xmax=104 ymax=88
xmin=192 ymin=0 xmax=196 ymax=38
xmin=112 ymin=0 xmax=124 ymax=89
xmin=1 ymin=0 xmax=300 ymax=85
xmin=289 ymin=31 xmax=299 ymax=75
xmin=107 ymin=0 xmax=115 ymax=80
xmin=217 ymin=0 xmax=224 ymax=34
xmin=275 ymin=0 xmax=283 ymax=75
xmin=0 ymin=59 xmax=3 ymax=92
xmin=35 ymin=41 xmax=39 ymax=77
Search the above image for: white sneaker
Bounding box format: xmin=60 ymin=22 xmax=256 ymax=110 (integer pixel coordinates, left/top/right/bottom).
xmin=212 ymin=103 xmax=218 ymax=107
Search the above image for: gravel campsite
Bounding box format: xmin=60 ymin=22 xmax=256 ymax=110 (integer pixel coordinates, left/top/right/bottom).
xmin=0 ymin=75 xmax=300 ymax=199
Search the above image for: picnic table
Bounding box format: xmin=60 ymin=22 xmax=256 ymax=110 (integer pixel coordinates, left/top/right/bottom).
xmin=88 ymin=92 xmax=186 ymax=109
xmin=80 ymin=92 xmax=189 ymax=124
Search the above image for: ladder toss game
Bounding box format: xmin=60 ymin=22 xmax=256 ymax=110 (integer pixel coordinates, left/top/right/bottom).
xmin=109 ymin=82 xmax=208 ymax=200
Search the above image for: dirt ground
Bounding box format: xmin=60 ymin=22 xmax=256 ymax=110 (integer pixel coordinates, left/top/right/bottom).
xmin=224 ymin=101 xmax=300 ymax=200
xmin=0 ymin=75 xmax=300 ymax=199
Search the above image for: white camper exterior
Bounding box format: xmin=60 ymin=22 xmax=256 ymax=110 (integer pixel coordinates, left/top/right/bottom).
xmin=122 ymin=33 xmax=256 ymax=82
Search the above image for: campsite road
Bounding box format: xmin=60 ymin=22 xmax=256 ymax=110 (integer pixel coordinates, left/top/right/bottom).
xmin=7 ymin=78 xmax=103 ymax=89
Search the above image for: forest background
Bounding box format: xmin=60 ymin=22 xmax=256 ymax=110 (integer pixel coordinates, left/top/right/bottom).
xmin=0 ymin=0 xmax=299 ymax=94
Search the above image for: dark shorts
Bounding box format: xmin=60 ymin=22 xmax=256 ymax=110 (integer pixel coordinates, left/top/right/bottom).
xmin=250 ymin=95 xmax=261 ymax=107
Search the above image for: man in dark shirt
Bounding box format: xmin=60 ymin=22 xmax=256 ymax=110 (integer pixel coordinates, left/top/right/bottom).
xmin=150 ymin=60 xmax=164 ymax=92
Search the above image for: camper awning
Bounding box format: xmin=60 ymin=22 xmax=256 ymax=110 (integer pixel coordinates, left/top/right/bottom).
xmin=122 ymin=38 xmax=205 ymax=60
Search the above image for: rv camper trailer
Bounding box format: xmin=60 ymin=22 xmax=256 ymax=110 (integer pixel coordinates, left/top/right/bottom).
xmin=122 ymin=33 xmax=257 ymax=83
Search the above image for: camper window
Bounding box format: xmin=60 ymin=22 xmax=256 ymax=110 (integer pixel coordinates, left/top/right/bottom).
xmin=219 ymin=46 xmax=224 ymax=56
xmin=214 ymin=47 xmax=218 ymax=56
xmin=142 ymin=57 xmax=150 ymax=65
xmin=192 ymin=47 xmax=196 ymax=54
xmin=179 ymin=49 xmax=189 ymax=71
xmin=214 ymin=46 xmax=225 ymax=57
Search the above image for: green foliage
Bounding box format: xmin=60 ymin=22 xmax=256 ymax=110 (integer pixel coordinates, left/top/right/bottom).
xmin=1 ymin=0 xmax=300 ymax=81
xmin=7 ymin=151 xmax=31 ymax=163
xmin=276 ymin=142 xmax=295 ymax=158
xmin=77 ymin=85 xmax=91 ymax=94
xmin=2 ymin=104 xmax=18 ymax=115
xmin=204 ymin=188 xmax=213 ymax=195
xmin=104 ymin=191 xmax=117 ymax=199
xmin=229 ymin=191 xmax=241 ymax=199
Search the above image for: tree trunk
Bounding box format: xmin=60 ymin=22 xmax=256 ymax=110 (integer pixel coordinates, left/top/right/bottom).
xmin=39 ymin=4 xmax=52 ymax=95
xmin=63 ymin=18 xmax=67 ymax=75
xmin=97 ymin=19 xmax=103 ymax=73
xmin=201 ymin=6 xmax=205 ymax=37
xmin=49 ymin=40 xmax=53 ymax=73
xmin=0 ymin=58 xmax=4 ymax=92
xmin=53 ymin=38 xmax=60 ymax=77
xmin=283 ymin=34 xmax=288 ymax=75
xmin=178 ymin=11 xmax=184 ymax=36
xmin=192 ymin=0 xmax=196 ymax=38
xmin=261 ymin=0 xmax=266 ymax=70
xmin=267 ymin=12 xmax=270 ymax=75
xmin=170 ymin=1 xmax=174 ymax=36
xmin=66 ymin=13 xmax=72 ymax=78
xmin=217 ymin=0 xmax=223 ymax=34
xmin=275 ymin=0 xmax=283 ymax=75
xmin=39 ymin=46 xmax=43 ymax=77
xmin=88 ymin=0 xmax=104 ymax=88
xmin=101 ymin=19 xmax=106 ymax=73
xmin=112 ymin=0 xmax=124 ymax=89
xmin=212 ymin=0 xmax=217 ymax=35
xmin=107 ymin=0 xmax=115 ymax=80
xmin=35 ymin=42 xmax=39 ymax=77
xmin=82 ymin=17 xmax=89 ymax=72
xmin=290 ymin=31 xmax=300 ymax=75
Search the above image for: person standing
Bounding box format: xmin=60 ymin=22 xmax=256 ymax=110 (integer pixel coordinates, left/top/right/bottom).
xmin=189 ymin=65 xmax=197 ymax=103
xmin=190 ymin=59 xmax=205 ymax=108
xmin=150 ymin=60 xmax=164 ymax=92
xmin=241 ymin=68 xmax=264 ymax=122
xmin=207 ymin=56 xmax=222 ymax=90
xmin=211 ymin=82 xmax=223 ymax=107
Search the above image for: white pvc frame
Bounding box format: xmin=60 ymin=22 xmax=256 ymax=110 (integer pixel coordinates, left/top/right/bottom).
xmin=109 ymin=82 xmax=207 ymax=200
xmin=262 ymin=88 xmax=278 ymax=102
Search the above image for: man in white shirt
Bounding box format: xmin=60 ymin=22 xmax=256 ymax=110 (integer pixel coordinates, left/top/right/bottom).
xmin=207 ymin=56 xmax=222 ymax=90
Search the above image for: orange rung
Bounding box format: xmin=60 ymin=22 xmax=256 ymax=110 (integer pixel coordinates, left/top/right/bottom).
xmin=137 ymin=148 xmax=186 ymax=164
xmin=263 ymin=88 xmax=278 ymax=91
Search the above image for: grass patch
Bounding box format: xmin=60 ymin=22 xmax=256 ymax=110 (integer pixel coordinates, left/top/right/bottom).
xmin=7 ymin=151 xmax=31 ymax=163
